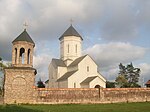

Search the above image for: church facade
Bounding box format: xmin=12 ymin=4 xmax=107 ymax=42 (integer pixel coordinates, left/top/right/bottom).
xmin=48 ymin=25 xmax=106 ymax=88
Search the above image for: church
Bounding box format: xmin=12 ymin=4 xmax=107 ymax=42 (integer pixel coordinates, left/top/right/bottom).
xmin=47 ymin=25 xmax=106 ymax=88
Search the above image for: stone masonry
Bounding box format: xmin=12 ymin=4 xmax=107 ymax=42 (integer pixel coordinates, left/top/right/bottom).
xmin=4 ymin=68 xmax=36 ymax=104
xmin=34 ymin=88 xmax=150 ymax=104
xmin=4 ymin=29 xmax=36 ymax=104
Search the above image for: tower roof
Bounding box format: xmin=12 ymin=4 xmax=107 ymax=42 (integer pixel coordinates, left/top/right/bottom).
xmin=59 ymin=25 xmax=83 ymax=40
xmin=12 ymin=29 xmax=35 ymax=45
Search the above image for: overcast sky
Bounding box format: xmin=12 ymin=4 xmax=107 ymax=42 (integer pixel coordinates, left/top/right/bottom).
xmin=0 ymin=0 xmax=150 ymax=85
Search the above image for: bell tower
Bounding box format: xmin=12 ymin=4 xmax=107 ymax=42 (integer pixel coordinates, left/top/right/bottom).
xmin=12 ymin=29 xmax=34 ymax=67
xmin=4 ymin=29 xmax=36 ymax=104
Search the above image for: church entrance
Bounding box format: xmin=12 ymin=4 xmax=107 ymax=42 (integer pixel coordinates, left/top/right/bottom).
xmin=95 ymin=85 xmax=101 ymax=88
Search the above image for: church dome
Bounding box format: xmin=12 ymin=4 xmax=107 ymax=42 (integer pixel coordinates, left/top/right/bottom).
xmin=59 ymin=25 xmax=83 ymax=40
xmin=12 ymin=29 xmax=35 ymax=45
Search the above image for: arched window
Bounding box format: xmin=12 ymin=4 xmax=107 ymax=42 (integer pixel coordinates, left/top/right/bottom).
xmin=67 ymin=44 xmax=69 ymax=53
xmin=28 ymin=49 xmax=30 ymax=64
xmin=15 ymin=48 xmax=17 ymax=64
xmin=20 ymin=48 xmax=25 ymax=64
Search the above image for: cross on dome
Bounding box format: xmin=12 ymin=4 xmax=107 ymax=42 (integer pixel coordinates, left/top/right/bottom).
xmin=70 ymin=18 xmax=74 ymax=25
xmin=23 ymin=22 xmax=28 ymax=30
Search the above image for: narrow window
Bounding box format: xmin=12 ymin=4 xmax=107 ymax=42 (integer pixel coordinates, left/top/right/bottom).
xmin=75 ymin=44 xmax=77 ymax=53
xmin=74 ymin=83 xmax=76 ymax=88
xmin=68 ymin=44 xmax=69 ymax=53
xmin=87 ymin=66 xmax=89 ymax=72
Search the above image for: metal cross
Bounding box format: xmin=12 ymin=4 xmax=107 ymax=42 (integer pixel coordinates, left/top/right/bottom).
xmin=23 ymin=22 xmax=28 ymax=30
xmin=70 ymin=18 xmax=74 ymax=25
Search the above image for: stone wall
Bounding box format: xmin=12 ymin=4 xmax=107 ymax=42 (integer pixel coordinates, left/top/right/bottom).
xmin=101 ymin=88 xmax=150 ymax=103
xmin=4 ymin=68 xmax=36 ymax=104
xmin=0 ymin=96 xmax=4 ymax=104
xmin=4 ymin=86 xmax=150 ymax=104
xmin=35 ymin=88 xmax=99 ymax=104
xmin=34 ymin=88 xmax=150 ymax=104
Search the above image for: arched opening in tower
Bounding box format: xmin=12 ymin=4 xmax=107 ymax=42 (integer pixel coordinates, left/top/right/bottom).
xmin=15 ymin=48 xmax=17 ymax=64
xmin=28 ymin=49 xmax=31 ymax=64
xmin=20 ymin=48 xmax=25 ymax=64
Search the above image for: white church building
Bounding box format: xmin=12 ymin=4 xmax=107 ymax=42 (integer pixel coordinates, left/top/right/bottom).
xmin=47 ymin=25 xmax=106 ymax=88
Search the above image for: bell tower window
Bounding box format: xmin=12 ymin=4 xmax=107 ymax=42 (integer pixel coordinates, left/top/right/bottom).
xmin=15 ymin=48 xmax=17 ymax=64
xmin=20 ymin=48 xmax=25 ymax=64
xmin=28 ymin=49 xmax=30 ymax=64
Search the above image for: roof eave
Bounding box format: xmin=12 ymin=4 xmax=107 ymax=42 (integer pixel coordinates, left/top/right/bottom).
xmin=59 ymin=35 xmax=83 ymax=41
xmin=12 ymin=40 xmax=35 ymax=47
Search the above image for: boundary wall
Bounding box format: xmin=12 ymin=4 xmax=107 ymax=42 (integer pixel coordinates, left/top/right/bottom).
xmin=33 ymin=88 xmax=150 ymax=104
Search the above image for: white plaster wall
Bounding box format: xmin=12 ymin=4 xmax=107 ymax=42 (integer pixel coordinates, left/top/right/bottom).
xmin=79 ymin=55 xmax=98 ymax=77
xmin=67 ymin=55 xmax=96 ymax=88
xmin=68 ymin=55 xmax=106 ymax=88
xmin=48 ymin=55 xmax=106 ymax=88
xmin=68 ymin=72 xmax=79 ymax=88
xmin=97 ymin=72 xmax=106 ymax=83
xmin=60 ymin=36 xmax=82 ymax=61
xmin=48 ymin=63 xmax=52 ymax=88
xmin=49 ymin=61 xmax=68 ymax=88
xmin=48 ymin=62 xmax=58 ymax=88
xmin=57 ymin=67 xmax=67 ymax=78
xmin=90 ymin=77 xmax=106 ymax=88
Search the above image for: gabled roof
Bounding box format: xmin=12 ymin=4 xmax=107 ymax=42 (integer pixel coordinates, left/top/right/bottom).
xmin=59 ymin=25 xmax=83 ymax=40
xmin=145 ymin=80 xmax=150 ymax=85
xmin=80 ymin=76 xmax=97 ymax=84
xmin=45 ymin=80 xmax=49 ymax=83
xmin=57 ymin=70 xmax=77 ymax=82
xmin=12 ymin=29 xmax=35 ymax=45
xmin=68 ymin=55 xmax=87 ymax=67
xmin=52 ymin=58 xmax=66 ymax=68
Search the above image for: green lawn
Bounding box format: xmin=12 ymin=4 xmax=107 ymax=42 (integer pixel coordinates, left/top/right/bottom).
xmin=0 ymin=102 xmax=150 ymax=112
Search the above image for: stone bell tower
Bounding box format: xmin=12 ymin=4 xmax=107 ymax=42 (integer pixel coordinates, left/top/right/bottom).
xmin=4 ymin=29 xmax=36 ymax=104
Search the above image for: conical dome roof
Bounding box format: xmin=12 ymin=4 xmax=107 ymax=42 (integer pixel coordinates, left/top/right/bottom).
xmin=12 ymin=29 xmax=35 ymax=45
xmin=59 ymin=25 xmax=83 ymax=40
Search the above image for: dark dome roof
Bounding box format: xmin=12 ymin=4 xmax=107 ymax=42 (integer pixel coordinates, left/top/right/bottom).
xmin=12 ymin=29 xmax=35 ymax=45
xmin=59 ymin=25 xmax=83 ymax=40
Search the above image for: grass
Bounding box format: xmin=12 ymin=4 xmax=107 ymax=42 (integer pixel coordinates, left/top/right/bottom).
xmin=0 ymin=102 xmax=150 ymax=112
